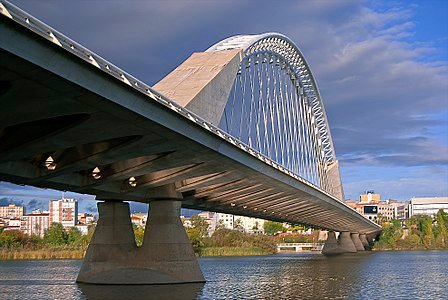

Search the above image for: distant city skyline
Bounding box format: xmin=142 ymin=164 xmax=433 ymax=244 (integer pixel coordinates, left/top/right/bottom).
xmin=1 ymin=0 xmax=447 ymax=212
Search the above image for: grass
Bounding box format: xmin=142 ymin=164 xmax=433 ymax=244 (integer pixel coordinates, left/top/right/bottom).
xmin=0 ymin=246 xmax=86 ymax=260
xmin=199 ymin=246 xmax=274 ymax=257
xmin=0 ymin=245 xmax=275 ymax=260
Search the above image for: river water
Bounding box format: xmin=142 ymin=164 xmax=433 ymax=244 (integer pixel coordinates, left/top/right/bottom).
xmin=0 ymin=251 xmax=446 ymax=300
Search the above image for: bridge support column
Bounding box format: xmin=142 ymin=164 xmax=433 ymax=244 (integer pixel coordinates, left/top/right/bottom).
xmin=322 ymin=231 xmax=344 ymax=255
xmin=359 ymin=234 xmax=370 ymax=250
xmin=137 ymin=197 xmax=204 ymax=283
xmin=350 ymin=233 xmax=365 ymax=251
xmin=338 ymin=231 xmax=357 ymax=253
xmin=77 ymin=201 xmax=138 ymax=284
xmin=77 ymin=185 xmax=204 ymax=284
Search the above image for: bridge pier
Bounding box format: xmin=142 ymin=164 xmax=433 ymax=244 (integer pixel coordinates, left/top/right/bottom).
xmin=350 ymin=233 xmax=365 ymax=251
xmin=322 ymin=231 xmax=361 ymax=255
xmin=359 ymin=234 xmax=370 ymax=250
xmin=77 ymin=185 xmax=204 ymax=284
xmin=322 ymin=231 xmax=344 ymax=255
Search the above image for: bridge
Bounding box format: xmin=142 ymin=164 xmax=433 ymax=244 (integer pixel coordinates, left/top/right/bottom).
xmin=277 ymin=243 xmax=324 ymax=252
xmin=0 ymin=1 xmax=380 ymax=284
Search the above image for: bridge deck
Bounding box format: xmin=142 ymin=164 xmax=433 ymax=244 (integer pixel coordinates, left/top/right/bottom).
xmin=0 ymin=3 xmax=380 ymax=234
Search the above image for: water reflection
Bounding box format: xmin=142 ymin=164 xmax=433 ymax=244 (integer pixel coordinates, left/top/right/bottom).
xmin=78 ymin=282 xmax=204 ymax=300
xmin=199 ymin=252 xmax=374 ymax=299
xmin=0 ymin=252 xmax=447 ymax=300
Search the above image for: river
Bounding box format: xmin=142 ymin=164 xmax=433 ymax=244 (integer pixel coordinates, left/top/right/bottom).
xmin=0 ymin=251 xmax=446 ymax=299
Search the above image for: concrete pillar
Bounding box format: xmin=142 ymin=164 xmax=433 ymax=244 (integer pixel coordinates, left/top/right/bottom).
xmin=77 ymin=201 xmax=137 ymax=283
xmin=351 ymin=233 xmax=365 ymax=251
xmin=77 ymin=184 xmax=204 ymax=284
xmin=338 ymin=231 xmax=357 ymax=253
xmin=322 ymin=231 xmax=344 ymax=255
xmin=137 ymin=199 xmax=204 ymax=283
xmin=359 ymin=234 xmax=370 ymax=249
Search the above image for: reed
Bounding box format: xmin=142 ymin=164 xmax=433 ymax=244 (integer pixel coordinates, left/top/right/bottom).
xmin=0 ymin=246 xmax=86 ymax=260
xmin=200 ymin=246 xmax=273 ymax=257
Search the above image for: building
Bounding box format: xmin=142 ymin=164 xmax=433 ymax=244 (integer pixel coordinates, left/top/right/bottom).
xmin=212 ymin=213 xmax=265 ymax=234
xmin=78 ymin=213 xmax=95 ymax=224
xmin=21 ymin=213 xmax=50 ymax=237
xmin=75 ymin=224 xmax=90 ymax=235
xmin=130 ymin=213 xmax=147 ymax=228
xmin=345 ymin=192 xmax=401 ymax=224
xmin=0 ymin=204 xmax=25 ymax=218
xmin=359 ymin=191 xmax=381 ymax=204
xmin=234 ymin=216 xmax=265 ymax=234
xmin=213 ymin=213 xmax=234 ymax=230
xmin=388 ymin=200 xmax=408 ymax=220
xmin=409 ymin=197 xmax=448 ymax=218
xmin=49 ymin=198 xmax=78 ymax=228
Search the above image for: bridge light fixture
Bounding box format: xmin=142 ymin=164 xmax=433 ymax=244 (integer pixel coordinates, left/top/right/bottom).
xmin=44 ymin=156 xmax=56 ymax=171
xmin=91 ymin=167 xmax=101 ymax=180
xmin=128 ymin=176 xmax=137 ymax=187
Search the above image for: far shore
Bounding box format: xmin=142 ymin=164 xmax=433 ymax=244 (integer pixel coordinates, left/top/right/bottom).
xmin=0 ymin=246 xmax=274 ymax=260
xmin=2 ymin=246 xmax=448 ymax=260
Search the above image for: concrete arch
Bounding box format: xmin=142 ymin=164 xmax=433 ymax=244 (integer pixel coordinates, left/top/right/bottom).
xmin=154 ymin=33 xmax=344 ymax=200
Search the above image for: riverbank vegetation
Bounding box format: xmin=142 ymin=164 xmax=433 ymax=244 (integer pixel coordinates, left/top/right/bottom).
xmin=0 ymin=223 xmax=92 ymax=260
xmin=374 ymin=209 xmax=448 ymax=250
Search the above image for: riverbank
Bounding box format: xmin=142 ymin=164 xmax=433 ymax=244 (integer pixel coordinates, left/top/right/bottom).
xmin=0 ymin=246 xmax=274 ymax=260
xmin=0 ymin=246 xmax=86 ymax=260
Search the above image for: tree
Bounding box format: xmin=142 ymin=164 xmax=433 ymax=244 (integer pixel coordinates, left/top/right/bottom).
xmin=263 ymin=221 xmax=285 ymax=235
xmin=190 ymin=215 xmax=209 ymax=237
xmin=67 ymin=227 xmax=82 ymax=245
xmin=133 ymin=224 xmax=145 ymax=247
xmin=418 ymin=216 xmax=434 ymax=248
xmin=186 ymin=227 xmax=204 ymax=253
xmin=215 ymin=220 xmax=225 ymax=231
xmin=434 ymin=209 xmax=447 ymax=248
xmin=43 ymin=223 xmax=67 ymax=245
xmin=234 ymin=218 xmax=244 ymax=231
xmin=0 ymin=230 xmax=27 ymax=248
xmin=252 ymin=221 xmax=259 ymax=231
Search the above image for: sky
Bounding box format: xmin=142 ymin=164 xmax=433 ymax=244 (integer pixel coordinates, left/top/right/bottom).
xmin=1 ymin=0 xmax=447 ymax=214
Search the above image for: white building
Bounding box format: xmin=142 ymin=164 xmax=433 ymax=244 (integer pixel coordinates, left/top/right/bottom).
xmin=0 ymin=204 xmax=25 ymax=218
xmin=212 ymin=213 xmax=234 ymax=230
xmin=75 ymin=224 xmax=90 ymax=235
xmin=49 ymin=198 xmax=78 ymax=228
xmin=212 ymin=213 xmax=265 ymax=234
xmin=409 ymin=197 xmax=448 ymax=218
xmin=21 ymin=213 xmax=50 ymax=237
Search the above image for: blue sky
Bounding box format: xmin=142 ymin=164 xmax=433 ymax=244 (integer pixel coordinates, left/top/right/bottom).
xmin=1 ymin=0 xmax=447 ymax=213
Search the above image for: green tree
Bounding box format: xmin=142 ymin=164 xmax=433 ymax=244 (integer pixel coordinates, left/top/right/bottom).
xmin=133 ymin=224 xmax=145 ymax=247
xmin=43 ymin=223 xmax=67 ymax=245
xmin=0 ymin=230 xmax=27 ymax=248
xmin=418 ymin=216 xmax=434 ymax=248
xmin=263 ymin=221 xmax=285 ymax=235
xmin=67 ymin=227 xmax=82 ymax=245
xmin=186 ymin=227 xmax=204 ymax=253
xmin=434 ymin=209 xmax=447 ymax=248
xmin=190 ymin=215 xmax=209 ymax=237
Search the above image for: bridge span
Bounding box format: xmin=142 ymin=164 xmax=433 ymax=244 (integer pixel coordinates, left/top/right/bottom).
xmin=0 ymin=1 xmax=380 ymax=284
